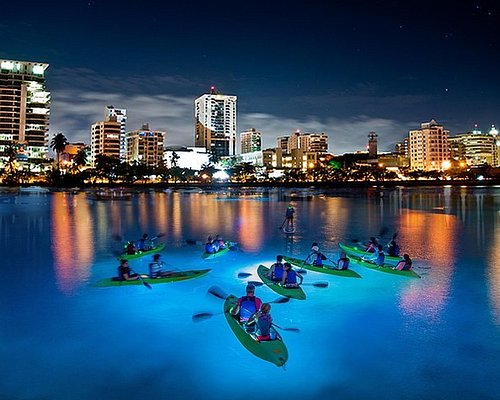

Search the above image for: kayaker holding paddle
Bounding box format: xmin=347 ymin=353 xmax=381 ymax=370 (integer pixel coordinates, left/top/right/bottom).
xmin=247 ymin=303 xmax=274 ymax=341
xmin=149 ymin=254 xmax=174 ymax=278
xmin=266 ymin=255 xmax=285 ymax=282
xmin=117 ymin=259 xmax=140 ymax=281
xmin=230 ymin=284 xmax=262 ymax=325
xmin=281 ymin=263 xmax=303 ymax=288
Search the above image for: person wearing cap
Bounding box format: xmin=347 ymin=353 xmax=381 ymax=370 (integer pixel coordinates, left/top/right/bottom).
xmin=310 ymin=242 xmax=326 ymax=267
xmin=247 ymin=303 xmax=274 ymax=341
xmin=230 ymin=284 xmax=263 ymax=324
xmin=266 ymin=255 xmax=285 ymax=282
xmin=281 ymin=262 xmax=303 ymax=288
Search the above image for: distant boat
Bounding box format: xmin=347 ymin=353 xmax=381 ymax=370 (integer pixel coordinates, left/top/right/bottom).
xmin=92 ymin=189 xmax=132 ymax=201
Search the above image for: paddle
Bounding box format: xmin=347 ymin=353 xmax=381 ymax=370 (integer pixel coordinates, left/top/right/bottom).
xmin=248 ymin=280 xmax=328 ymax=288
xmin=131 ymin=270 xmax=152 ymax=289
xmin=272 ymin=323 xmax=300 ymax=333
xmin=279 ymin=217 xmax=287 ymax=230
xmin=238 ymin=272 xmax=253 ymax=278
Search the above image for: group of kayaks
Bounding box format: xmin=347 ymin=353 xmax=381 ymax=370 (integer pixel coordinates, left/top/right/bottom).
xmin=96 ymin=238 xmax=420 ymax=368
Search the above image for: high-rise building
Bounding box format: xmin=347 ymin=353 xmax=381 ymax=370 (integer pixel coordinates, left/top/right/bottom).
xmin=194 ymin=86 xmax=237 ymax=157
xmin=449 ymin=125 xmax=496 ymax=167
xmin=408 ymin=119 xmax=450 ymax=171
xmin=286 ymin=130 xmax=328 ymax=153
xmin=0 ymin=59 xmax=50 ymax=159
xmin=126 ymin=123 xmax=165 ymax=167
xmin=240 ymin=128 xmax=261 ymax=154
xmin=368 ymin=132 xmax=378 ymax=158
xmin=105 ymin=105 xmax=127 ymax=159
xmin=90 ymin=116 xmax=121 ymax=166
xmin=490 ymin=125 xmax=500 ymax=167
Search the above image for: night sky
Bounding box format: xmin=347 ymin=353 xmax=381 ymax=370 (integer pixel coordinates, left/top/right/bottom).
xmin=1 ymin=0 xmax=499 ymax=153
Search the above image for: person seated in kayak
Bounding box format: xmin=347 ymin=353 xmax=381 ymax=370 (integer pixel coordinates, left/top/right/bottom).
xmin=136 ymin=233 xmax=151 ymax=252
xmin=230 ymin=284 xmax=262 ymax=324
xmin=247 ymin=303 xmax=274 ymax=341
xmin=281 ymin=262 xmax=303 ymax=288
xmin=205 ymin=236 xmax=216 ymax=254
xmin=365 ymin=237 xmax=378 ymax=253
xmin=310 ymin=242 xmax=327 ymax=267
xmin=387 ymin=239 xmax=400 ymax=257
xmin=394 ymin=254 xmax=412 ymax=271
xmin=267 ymin=255 xmax=285 ymax=282
xmin=214 ymin=234 xmax=226 ymax=250
xmin=334 ymin=251 xmax=350 ymax=270
xmin=118 ymin=259 xmax=140 ymax=281
xmin=375 ymin=244 xmax=385 ymax=266
xmin=149 ymin=253 xmax=174 ymax=278
xmin=126 ymin=241 xmax=136 ymax=255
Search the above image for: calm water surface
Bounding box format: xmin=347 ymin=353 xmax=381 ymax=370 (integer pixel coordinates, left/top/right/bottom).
xmin=1 ymin=186 xmax=499 ymax=400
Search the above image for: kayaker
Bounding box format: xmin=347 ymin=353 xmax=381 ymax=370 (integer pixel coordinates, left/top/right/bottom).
xmin=117 ymin=259 xmax=140 ymax=281
xmin=247 ymin=303 xmax=274 ymax=341
xmin=215 ymin=234 xmax=226 ymax=250
xmin=149 ymin=254 xmax=173 ymax=278
xmin=285 ymin=204 xmax=295 ymax=230
xmin=230 ymin=284 xmax=263 ymax=324
xmin=267 ymin=255 xmax=285 ymax=282
xmin=365 ymin=237 xmax=378 ymax=253
xmin=281 ymin=262 xmax=303 ymax=288
xmin=334 ymin=251 xmax=350 ymax=270
xmin=205 ymin=236 xmax=216 ymax=254
xmin=137 ymin=233 xmax=151 ymax=251
xmin=387 ymin=239 xmax=400 ymax=257
xmin=375 ymin=244 xmax=385 ymax=266
xmin=394 ymin=254 xmax=412 ymax=271
xmin=126 ymin=241 xmax=136 ymax=255
xmin=311 ymin=242 xmax=326 ymax=266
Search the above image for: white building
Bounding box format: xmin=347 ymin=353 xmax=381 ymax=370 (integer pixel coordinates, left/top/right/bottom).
xmin=0 ymin=59 xmax=50 ymax=160
xmin=163 ymin=146 xmax=210 ymax=170
xmin=408 ymin=119 xmax=450 ymax=171
xmin=194 ymin=86 xmax=237 ymax=157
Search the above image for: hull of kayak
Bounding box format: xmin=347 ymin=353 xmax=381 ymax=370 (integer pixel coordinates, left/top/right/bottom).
xmin=257 ymin=265 xmax=306 ymax=300
xmin=284 ymin=256 xmax=362 ymax=278
xmin=339 ymin=243 xmax=402 ymax=266
xmin=94 ymin=269 xmax=211 ymax=287
xmin=116 ymin=243 xmax=167 ymax=260
xmin=202 ymin=242 xmax=235 ymax=259
xmin=349 ymin=257 xmax=421 ymax=278
xmin=224 ymin=295 xmax=288 ymax=367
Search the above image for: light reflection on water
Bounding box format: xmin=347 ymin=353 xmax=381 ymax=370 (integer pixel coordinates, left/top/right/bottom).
xmin=2 ymin=186 xmax=499 ymax=400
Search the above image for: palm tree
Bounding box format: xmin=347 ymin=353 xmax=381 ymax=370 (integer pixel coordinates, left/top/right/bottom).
xmin=50 ymin=133 xmax=68 ymax=169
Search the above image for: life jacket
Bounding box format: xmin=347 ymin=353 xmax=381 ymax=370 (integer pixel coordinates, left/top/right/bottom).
xmin=376 ymin=251 xmax=385 ymax=266
xmin=118 ymin=265 xmax=130 ymax=280
xmin=205 ymin=242 xmax=216 ymax=253
xmin=256 ymin=313 xmax=273 ymax=337
xmin=272 ymin=263 xmax=284 ymax=280
xmin=149 ymin=261 xmax=162 ymax=278
xmin=313 ymin=252 xmax=324 ymax=266
xmin=285 ymin=269 xmax=298 ymax=284
xmin=338 ymin=258 xmax=349 ymax=270
xmin=239 ymin=296 xmax=258 ymax=321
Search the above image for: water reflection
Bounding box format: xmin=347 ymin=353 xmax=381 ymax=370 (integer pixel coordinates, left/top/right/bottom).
xmin=487 ymin=213 xmax=500 ymax=325
xmin=51 ymin=193 xmax=94 ymax=294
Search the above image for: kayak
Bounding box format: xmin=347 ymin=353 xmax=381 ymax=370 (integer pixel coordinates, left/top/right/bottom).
xmin=116 ymin=242 xmax=167 ymax=260
xmin=339 ymin=243 xmax=402 ymax=266
xmin=202 ymin=242 xmax=236 ymax=259
xmin=348 ymin=257 xmax=421 ymax=278
xmin=94 ymin=269 xmax=211 ymax=287
xmin=224 ymin=295 xmax=288 ymax=367
xmin=283 ymin=256 xmax=362 ymax=278
xmin=257 ymin=265 xmax=306 ymax=300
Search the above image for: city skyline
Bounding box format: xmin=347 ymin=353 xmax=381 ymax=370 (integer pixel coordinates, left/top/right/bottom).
xmin=1 ymin=0 xmax=499 ymax=154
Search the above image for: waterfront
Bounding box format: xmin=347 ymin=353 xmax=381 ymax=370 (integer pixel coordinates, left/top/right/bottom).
xmin=1 ymin=186 xmax=499 ymax=400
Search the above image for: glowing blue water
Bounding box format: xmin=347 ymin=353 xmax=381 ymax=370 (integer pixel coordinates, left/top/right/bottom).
xmin=1 ymin=186 xmax=499 ymax=400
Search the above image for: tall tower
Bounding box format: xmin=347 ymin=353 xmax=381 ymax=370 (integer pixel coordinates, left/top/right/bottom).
xmin=194 ymin=86 xmax=237 ymax=157
xmin=90 ymin=116 xmax=121 ymax=166
xmin=368 ymin=132 xmax=378 ymax=158
xmin=240 ymin=128 xmax=262 ymax=154
xmin=408 ymin=119 xmax=450 ymax=171
xmin=105 ymin=105 xmax=127 ymax=159
xmin=0 ymin=59 xmax=50 ymax=159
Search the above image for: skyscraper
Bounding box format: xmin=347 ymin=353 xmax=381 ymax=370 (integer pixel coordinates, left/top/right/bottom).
xmin=90 ymin=116 xmax=121 ymax=166
xmin=194 ymin=86 xmax=237 ymax=157
xmin=240 ymin=128 xmax=262 ymax=154
xmin=126 ymin=123 xmax=165 ymax=168
xmin=408 ymin=119 xmax=450 ymax=171
xmin=0 ymin=59 xmax=50 ymax=159
xmin=105 ymin=105 xmax=127 ymax=159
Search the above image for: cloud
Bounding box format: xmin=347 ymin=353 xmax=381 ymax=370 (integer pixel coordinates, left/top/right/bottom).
xmin=48 ymin=67 xmax=415 ymax=154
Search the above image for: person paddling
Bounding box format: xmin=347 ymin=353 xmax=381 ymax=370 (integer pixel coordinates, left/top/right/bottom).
xmin=334 ymin=251 xmax=350 ymax=270
xmin=394 ymin=254 xmax=412 ymax=270
xmin=267 ymin=255 xmax=285 ymax=282
xmin=117 ymin=259 xmax=140 ymax=281
xmin=281 ymin=262 xmax=303 ymax=288
xmin=149 ymin=253 xmax=173 ymax=278
xmin=230 ymin=284 xmax=263 ymax=324
xmin=247 ymin=303 xmax=274 ymax=341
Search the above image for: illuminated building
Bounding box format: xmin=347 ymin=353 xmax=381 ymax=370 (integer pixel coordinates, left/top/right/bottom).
xmin=448 ymin=125 xmax=496 ymax=167
xmin=126 ymin=123 xmax=165 ymax=167
xmin=489 ymin=125 xmax=499 ymax=167
xmin=240 ymin=128 xmax=262 ymax=154
xmin=194 ymin=86 xmax=237 ymax=157
xmin=368 ymin=131 xmax=378 ymax=158
xmin=163 ymin=146 xmax=209 ymax=169
xmin=105 ymin=105 xmax=127 ymax=159
xmin=0 ymin=59 xmax=50 ymax=159
xmin=90 ymin=115 xmax=121 ymax=166
xmin=61 ymin=142 xmax=87 ymax=166
xmin=408 ymin=119 xmax=450 ymax=171
xmin=269 ymin=130 xmax=328 ymax=169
